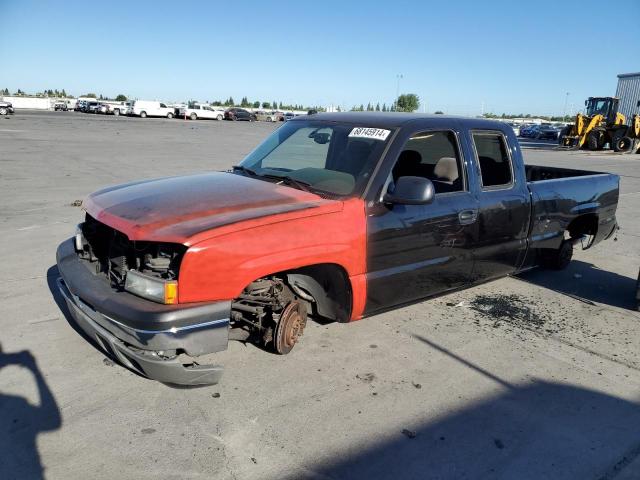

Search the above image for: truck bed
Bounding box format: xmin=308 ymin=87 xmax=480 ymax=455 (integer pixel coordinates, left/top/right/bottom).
xmin=525 ymin=164 xmax=619 ymax=253
xmin=525 ymin=164 xmax=606 ymax=182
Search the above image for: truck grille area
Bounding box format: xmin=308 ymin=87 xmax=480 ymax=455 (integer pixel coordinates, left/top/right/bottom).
xmin=78 ymin=214 xmax=186 ymax=288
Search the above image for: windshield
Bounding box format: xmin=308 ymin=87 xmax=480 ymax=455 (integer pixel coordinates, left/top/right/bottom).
xmin=238 ymin=120 xmax=394 ymax=197
xmin=586 ymin=99 xmax=610 ymax=117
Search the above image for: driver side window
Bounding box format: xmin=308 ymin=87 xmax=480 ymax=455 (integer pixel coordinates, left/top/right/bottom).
xmin=391 ymin=130 xmax=464 ymax=194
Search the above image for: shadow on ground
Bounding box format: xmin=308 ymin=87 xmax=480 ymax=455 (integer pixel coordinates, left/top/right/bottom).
xmin=292 ymin=334 xmax=640 ymax=480
xmin=518 ymin=260 xmax=638 ymax=310
xmin=0 ymin=344 xmax=61 ymax=480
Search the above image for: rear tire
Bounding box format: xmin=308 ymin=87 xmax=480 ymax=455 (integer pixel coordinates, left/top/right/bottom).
xmin=0 ymin=108 xmax=6 ymax=116
xmin=190 ymin=113 xmax=197 ymax=120
xmin=140 ymin=111 xmax=147 ymax=118
xmin=613 ymin=136 xmax=633 ymax=153
xmin=217 ymin=114 xmax=223 ymax=121
xmin=540 ymin=240 xmax=573 ymax=270
xmin=167 ymin=112 xmax=173 ymax=119
xmin=114 ymin=109 xmax=120 ymax=116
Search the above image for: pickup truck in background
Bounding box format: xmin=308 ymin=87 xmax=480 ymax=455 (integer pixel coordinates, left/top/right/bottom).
xmin=55 ymin=113 xmax=619 ymax=385
xmin=178 ymin=103 xmax=226 ymax=121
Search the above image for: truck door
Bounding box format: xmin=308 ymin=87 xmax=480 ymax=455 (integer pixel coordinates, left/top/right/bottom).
xmin=365 ymin=129 xmax=479 ymax=313
xmin=469 ymin=130 xmax=530 ymax=282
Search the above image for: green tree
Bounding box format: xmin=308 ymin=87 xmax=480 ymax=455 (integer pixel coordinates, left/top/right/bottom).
xmin=253 ymin=101 xmax=260 ymax=108
xmin=115 ymin=94 xmax=127 ymax=101
xmin=278 ymin=101 xmax=283 ymax=109
xmin=382 ymin=103 xmax=387 ymax=112
xmin=262 ymin=101 xmax=271 ymax=109
xmin=395 ymin=93 xmax=419 ymax=112
xmin=61 ymin=89 xmax=67 ymax=97
xmin=375 ymin=103 xmax=380 ymax=111
xmin=434 ymin=110 xmax=444 ymax=114
xmin=83 ymin=93 xmax=97 ymax=98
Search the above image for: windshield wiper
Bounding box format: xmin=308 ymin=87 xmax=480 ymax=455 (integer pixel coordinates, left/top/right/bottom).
xmin=231 ymin=165 xmax=259 ymax=177
xmin=266 ymin=174 xmax=313 ymax=193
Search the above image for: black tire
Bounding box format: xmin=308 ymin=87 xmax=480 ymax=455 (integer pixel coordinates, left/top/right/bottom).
xmin=217 ymin=114 xmax=223 ymax=121
xmin=540 ymin=240 xmax=573 ymax=270
xmin=586 ymin=131 xmax=601 ymax=150
xmin=190 ymin=112 xmax=197 ymax=120
xmin=636 ymin=269 xmax=640 ymax=312
xmin=613 ymin=136 xmax=633 ymax=153
xmin=113 ymin=109 xmax=120 ymax=116
xmin=140 ymin=111 xmax=147 ymax=118
xmin=167 ymin=112 xmax=173 ymax=119
xmin=0 ymin=108 xmax=6 ymax=116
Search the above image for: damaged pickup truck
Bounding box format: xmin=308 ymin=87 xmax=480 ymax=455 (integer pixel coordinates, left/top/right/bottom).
xmin=56 ymin=113 xmax=619 ymax=385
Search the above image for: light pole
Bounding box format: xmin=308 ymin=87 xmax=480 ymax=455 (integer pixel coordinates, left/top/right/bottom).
xmin=562 ymin=92 xmax=570 ymax=120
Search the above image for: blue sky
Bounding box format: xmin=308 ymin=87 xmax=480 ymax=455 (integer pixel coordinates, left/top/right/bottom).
xmin=1 ymin=0 xmax=638 ymax=115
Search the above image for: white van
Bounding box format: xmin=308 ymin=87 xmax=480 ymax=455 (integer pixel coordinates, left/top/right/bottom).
xmin=129 ymin=100 xmax=174 ymax=118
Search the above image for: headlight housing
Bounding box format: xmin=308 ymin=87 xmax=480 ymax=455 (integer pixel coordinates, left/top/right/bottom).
xmin=125 ymin=270 xmax=178 ymax=304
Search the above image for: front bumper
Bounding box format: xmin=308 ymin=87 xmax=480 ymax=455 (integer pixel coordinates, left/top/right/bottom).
xmin=56 ymin=238 xmax=231 ymax=385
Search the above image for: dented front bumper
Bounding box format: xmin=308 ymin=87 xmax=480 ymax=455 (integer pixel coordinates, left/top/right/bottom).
xmin=56 ymin=238 xmax=230 ymax=385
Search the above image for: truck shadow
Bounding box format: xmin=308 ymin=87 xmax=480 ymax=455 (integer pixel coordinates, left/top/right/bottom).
xmin=517 ymin=260 xmax=638 ymax=310
xmin=0 ymin=344 xmax=62 ymax=480
xmin=294 ymin=334 xmax=640 ymax=480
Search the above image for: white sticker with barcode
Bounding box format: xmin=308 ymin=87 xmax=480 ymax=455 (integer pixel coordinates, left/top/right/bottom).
xmin=348 ymin=127 xmax=391 ymax=141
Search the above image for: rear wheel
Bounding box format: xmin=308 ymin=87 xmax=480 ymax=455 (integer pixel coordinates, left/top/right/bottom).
xmin=140 ymin=111 xmax=147 ymax=118
xmin=613 ymin=135 xmax=633 ymax=153
xmin=0 ymin=107 xmax=6 ymax=116
xmin=167 ymin=112 xmax=173 ymax=119
xmin=113 ymin=109 xmax=120 ymax=116
xmin=540 ymin=240 xmax=573 ymax=270
xmin=217 ymin=114 xmax=223 ymax=121
xmin=190 ymin=113 xmax=197 ymax=120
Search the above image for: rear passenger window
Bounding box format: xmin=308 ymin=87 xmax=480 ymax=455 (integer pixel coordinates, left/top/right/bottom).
xmin=472 ymin=133 xmax=512 ymax=188
xmin=392 ymin=131 xmax=464 ymax=194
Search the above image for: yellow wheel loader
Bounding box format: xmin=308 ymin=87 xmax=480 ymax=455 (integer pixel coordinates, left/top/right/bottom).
xmin=559 ymin=97 xmax=637 ymax=152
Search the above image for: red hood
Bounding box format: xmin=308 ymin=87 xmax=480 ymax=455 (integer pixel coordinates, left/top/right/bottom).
xmin=83 ymin=172 xmax=340 ymax=244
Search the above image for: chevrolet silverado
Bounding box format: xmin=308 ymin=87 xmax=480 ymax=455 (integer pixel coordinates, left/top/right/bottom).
xmin=56 ymin=113 xmax=619 ymax=385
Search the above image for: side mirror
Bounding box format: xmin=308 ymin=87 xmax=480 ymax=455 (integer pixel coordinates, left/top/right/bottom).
xmin=384 ymin=176 xmax=435 ymax=205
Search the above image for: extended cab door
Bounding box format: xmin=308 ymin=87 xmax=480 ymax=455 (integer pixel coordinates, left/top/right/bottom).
xmin=467 ymin=130 xmax=531 ymax=282
xmin=365 ymin=127 xmax=479 ymax=313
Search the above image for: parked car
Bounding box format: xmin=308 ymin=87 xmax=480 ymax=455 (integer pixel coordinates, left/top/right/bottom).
xmin=536 ymin=124 xmax=561 ymax=140
xmin=55 ymin=113 xmax=619 ymax=385
xmin=180 ymin=104 xmax=225 ymax=121
xmin=0 ymin=101 xmax=14 ymax=115
xmin=520 ymin=124 xmax=540 ymax=138
xmin=97 ymin=103 xmax=109 ymax=114
xmin=283 ymin=112 xmax=295 ymax=121
xmin=105 ymin=102 xmax=129 ymax=116
xmin=53 ymin=101 xmax=68 ymax=111
xmin=129 ymin=100 xmax=175 ymax=118
xmin=224 ymin=108 xmax=256 ymax=121
xmin=254 ymin=110 xmax=279 ymax=122
xmin=86 ymin=101 xmax=100 ymax=114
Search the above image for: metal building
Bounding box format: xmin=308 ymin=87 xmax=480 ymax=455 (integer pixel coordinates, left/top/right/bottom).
xmin=616 ymin=72 xmax=640 ymax=120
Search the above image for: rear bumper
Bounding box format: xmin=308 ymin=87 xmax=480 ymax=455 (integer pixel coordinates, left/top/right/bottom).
xmin=56 ymin=238 xmax=230 ymax=385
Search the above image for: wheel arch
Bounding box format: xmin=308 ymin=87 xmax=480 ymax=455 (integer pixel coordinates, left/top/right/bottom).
xmin=243 ymin=263 xmax=354 ymax=323
xmin=566 ymin=213 xmax=598 ymax=248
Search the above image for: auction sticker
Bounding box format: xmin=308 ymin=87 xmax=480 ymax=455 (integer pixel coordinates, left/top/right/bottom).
xmin=348 ymin=127 xmax=391 ymax=141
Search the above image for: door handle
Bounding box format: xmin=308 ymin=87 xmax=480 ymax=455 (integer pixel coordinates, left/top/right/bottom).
xmin=458 ymin=209 xmax=478 ymax=225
